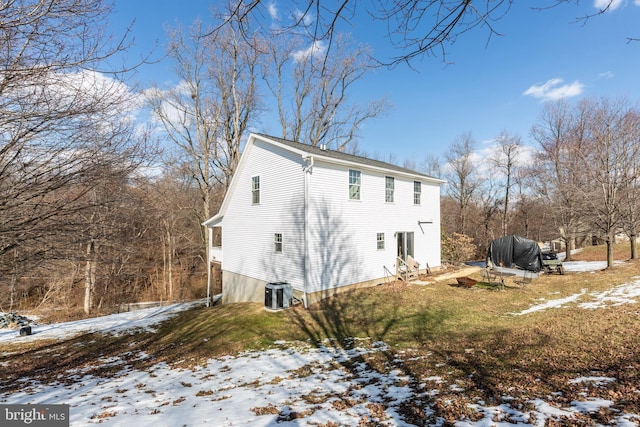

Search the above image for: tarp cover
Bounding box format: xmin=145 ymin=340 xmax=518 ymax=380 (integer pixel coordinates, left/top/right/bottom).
xmin=486 ymin=235 xmax=543 ymax=273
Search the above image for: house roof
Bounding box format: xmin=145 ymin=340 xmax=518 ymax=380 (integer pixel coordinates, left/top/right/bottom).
xmin=254 ymin=133 xmax=443 ymax=182
xmin=203 ymin=133 xmax=444 ymax=227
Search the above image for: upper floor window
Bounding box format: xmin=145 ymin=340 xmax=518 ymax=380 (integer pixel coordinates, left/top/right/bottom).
xmin=385 ymin=176 xmax=394 ymax=203
xmin=349 ymin=169 xmax=361 ymax=200
xmin=252 ymin=176 xmax=260 ymax=204
xmin=413 ymin=181 xmax=421 ymax=205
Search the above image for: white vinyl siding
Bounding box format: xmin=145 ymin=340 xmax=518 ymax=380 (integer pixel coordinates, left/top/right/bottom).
xmin=213 ymin=133 xmax=442 ymax=302
xmin=221 ymin=140 xmax=305 ymax=292
xmin=305 ymin=160 xmax=441 ymax=294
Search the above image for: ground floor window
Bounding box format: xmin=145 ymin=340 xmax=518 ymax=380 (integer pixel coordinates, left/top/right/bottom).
xmin=274 ymin=233 xmax=283 ymax=253
xmin=377 ymin=232 xmax=385 ymax=250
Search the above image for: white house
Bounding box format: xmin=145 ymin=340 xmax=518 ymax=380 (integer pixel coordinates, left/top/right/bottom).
xmin=203 ymin=133 xmax=444 ymax=307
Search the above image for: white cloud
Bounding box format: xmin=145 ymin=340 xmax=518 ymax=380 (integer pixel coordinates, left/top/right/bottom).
xmin=523 ymin=78 xmax=584 ymax=101
xmin=45 ymin=70 xmax=136 ymax=109
xmin=599 ymin=71 xmax=614 ymax=79
xmin=594 ymin=0 xmax=623 ymax=10
xmin=292 ymin=8 xmax=314 ymax=27
xmin=267 ymin=2 xmax=278 ymax=20
xmin=143 ymin=80 xmax=196 ymax=131
xmin=292 ymin=40 xmax=327 ymax=62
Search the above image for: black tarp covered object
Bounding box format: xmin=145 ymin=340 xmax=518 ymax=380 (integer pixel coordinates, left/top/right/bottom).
xmin=486 ymin=235 xmax=543 ymax=273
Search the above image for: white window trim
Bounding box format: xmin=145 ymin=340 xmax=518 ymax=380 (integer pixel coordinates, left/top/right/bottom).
xmin=252 ymin=176 xmax=260 ymax=205
xmin=413 ymin=181 xmax=421 ymax=205
xmin=385 ymin=176 xmax=394 ymax=203
xmin=349 ymin=169 xmax=361 ymax=200
xmin=274 ymin=233 xmax=283 ymax=253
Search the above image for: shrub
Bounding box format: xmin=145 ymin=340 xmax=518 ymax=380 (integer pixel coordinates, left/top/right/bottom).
xmin=442 ymin=232 xmax=477 ymax=264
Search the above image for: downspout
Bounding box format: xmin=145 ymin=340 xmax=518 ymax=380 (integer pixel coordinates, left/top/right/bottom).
xmin=302 ymin=155 xmax=314 ymax=308
xmin=206 ymin=226 xmax=212 ymax=307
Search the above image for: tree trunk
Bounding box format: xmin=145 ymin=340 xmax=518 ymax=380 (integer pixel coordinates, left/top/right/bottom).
xmin=606 ymin=234 xmax=615 ymax=269
xmin=565 ymin=235 xmax=576 ymax=262
xmin=631 ymin=234 xmax=638 ymax=260
xmin=167 ymin=227 xmax=174 ymax=303
xmin=84 ymin=240 xmax=96 ymax=314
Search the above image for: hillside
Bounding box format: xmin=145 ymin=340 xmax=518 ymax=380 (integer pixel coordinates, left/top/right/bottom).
xmin=1 ymin=248 xmax=639 ymax=426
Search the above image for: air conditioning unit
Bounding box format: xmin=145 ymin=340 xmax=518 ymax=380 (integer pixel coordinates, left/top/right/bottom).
xmin=264 ymin=282 xmax=292 ymax=310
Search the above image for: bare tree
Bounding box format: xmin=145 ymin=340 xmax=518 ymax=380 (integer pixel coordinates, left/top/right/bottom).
xmin=148 ymin=12 xmax=263 ymax=227
xmin=578 ymin=97 xmax=640 ymax=268
xmin=530 ymin=100 xmax=588 ymax=260
xmin=617 ymin=108 xmax=640 ymax=260
xmin=0 ymin=0 xmax=149 ymax=279
xmin=142 ymin=172 xmax=211 ymax=303
xmin=147 ymin=21 xmax=221 ymax=227
xmin=443 ymin=131 xmax=480 ymax=235
xmin=619 ymin=174 xmax=640 ymax=260
xmin=148 ymin=8 xmax=265 ymax=307
xmin=264 ymin=33 xmax=387 ymax=150
xmin=216 ymin=1 xmax=630 ymax=66
xmin=475 ymin=168 xmax=501 ymax=251
xmin=491 ymin=131 xmax=522 ymax=237
xmin=419 ymin=153 xmax=442 ymax=178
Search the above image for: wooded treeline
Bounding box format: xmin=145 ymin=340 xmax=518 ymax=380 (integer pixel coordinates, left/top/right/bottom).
xmin=439 ymin=98 xmax=640 ymax=267
xmin=0 ymin=0 xmax=387 ymax=315
xmin=1 ymin=1 xmax=638 ymax=317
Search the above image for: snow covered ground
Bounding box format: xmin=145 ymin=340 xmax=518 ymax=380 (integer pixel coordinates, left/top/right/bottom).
xmin=511 ymin=277 xmax=640 ymax=315
xmin=0 ymin=300 xmax=204 ymax=345
xmin=1 ymin=262 xmax=639 ymax=426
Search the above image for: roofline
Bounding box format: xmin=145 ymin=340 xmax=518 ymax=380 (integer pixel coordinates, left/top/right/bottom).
xmin=202 ymin=214 xmax=222 ymax=227
xmin=203 ymin=132 xmax=446 ymax=227
xmin=254 ymin=133 xmax=446 ymax=185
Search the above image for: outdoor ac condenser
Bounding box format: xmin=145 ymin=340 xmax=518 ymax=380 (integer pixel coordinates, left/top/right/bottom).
xmin=264 ymin=282 xmax=292 ymax=310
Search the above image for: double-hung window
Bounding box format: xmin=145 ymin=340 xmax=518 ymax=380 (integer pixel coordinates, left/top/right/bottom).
xmin=413 ymin=181 xmax=421 ymax=205
xmin=376 ymin=233 xmax=385 ymax=250
xmin=349 ymin=170 xmax=361 ymax=200
xmin=252 ymin=176 xmax=260 ymax=204
xmin=385 ymin=176 xmax=394 ymax=203
xmin=274 ymin=233 xmax=283 ymax=253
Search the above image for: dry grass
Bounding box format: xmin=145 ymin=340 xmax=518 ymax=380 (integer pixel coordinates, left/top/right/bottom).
xmin=570 ymin=241 xmax=639 ymax=261
xmin=1 ymin=243 xmax=639 ymax=423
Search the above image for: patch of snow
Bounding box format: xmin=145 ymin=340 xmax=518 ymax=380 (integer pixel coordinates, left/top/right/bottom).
xmin=578 ymin=279 xmax=640 ymax=309
xmin=562 ymin=260 xmax=625 ymax=272
xmin=0 ymin=301 xmax=205 ymax=344
xmin=3 ymin=336 xmax=638 ymax=426
xmin=570 ymin=398 xmax=613 ymax=414
xmin=511 ymin=280 xmax=640 ymax=315
xmin=568 ymin=376 xmax=616 ymax=386
xmin=511 ymin=290 xmax=587 ymax=316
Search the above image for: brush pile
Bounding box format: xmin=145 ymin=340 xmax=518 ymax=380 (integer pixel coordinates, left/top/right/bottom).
xmin=0 ymin=312 xmax=34 ymax=329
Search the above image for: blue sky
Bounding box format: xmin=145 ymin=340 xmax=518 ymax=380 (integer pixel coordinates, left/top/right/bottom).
xmin=110 ymin=1 xmax=640 ymax=165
